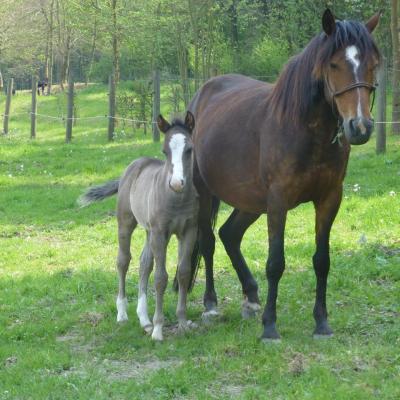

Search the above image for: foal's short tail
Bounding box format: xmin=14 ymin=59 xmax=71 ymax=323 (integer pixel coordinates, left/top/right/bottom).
xmin=78 ymin=179 xmax=120 ymax=207
xmin=173 ymin=196 xmax=220 ymax=293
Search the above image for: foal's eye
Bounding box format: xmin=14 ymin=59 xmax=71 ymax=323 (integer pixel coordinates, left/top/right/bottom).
xmin=162 ymin=149 xmax=167 ymax=155
xmin=185 ymin=148 xmax=192 ymax=154
xmin=330 ymin=62 xmax=339 ymax=70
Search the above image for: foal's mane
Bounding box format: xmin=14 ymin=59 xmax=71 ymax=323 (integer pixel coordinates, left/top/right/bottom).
xmin=269 ymin=20 xmax=380 ymax=128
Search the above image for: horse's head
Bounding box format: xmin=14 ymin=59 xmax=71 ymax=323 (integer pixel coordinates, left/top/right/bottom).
xmin=317 ymin=9 xmax=381 ymax=145
xmin=157 ymin=111 xmax=195 ymax=193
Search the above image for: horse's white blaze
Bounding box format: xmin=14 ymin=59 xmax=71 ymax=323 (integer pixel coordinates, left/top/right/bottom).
xmin=169 ymin=133 xmax=186 ymax=188
xmin=116 ymin=296 xmax=128 ymax=322
xmin=345 ymin=45 xmax=363 ymax=119
xmin=136 ymin=294 xmax=151 ymax=327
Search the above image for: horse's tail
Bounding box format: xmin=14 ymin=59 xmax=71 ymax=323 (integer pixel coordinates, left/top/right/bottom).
xmin=78 ymin=179 xmax=119 ymax=207
xmin=173 ymin=196 xmax=220 ymax=292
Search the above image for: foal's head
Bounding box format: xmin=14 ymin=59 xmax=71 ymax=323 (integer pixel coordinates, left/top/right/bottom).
xmin=157 ymin=111 xmax=195 ymax=193
xmin=316 ymin=9 xmax=381 ymax=144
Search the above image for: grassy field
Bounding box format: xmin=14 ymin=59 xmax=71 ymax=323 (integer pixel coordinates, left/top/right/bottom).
xmin=0 ymin=86 xmax=399 ymax=399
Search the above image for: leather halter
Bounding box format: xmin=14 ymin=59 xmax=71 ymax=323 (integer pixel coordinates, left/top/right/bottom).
xmin=328 ymin=81 xmax=377 ymax=146
xmin=332 ymin=81 xmax=376 ymax=98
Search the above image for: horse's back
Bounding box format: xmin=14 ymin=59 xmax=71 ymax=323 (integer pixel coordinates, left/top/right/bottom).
xmin=189 ymin=74 xmax=272 ymax=116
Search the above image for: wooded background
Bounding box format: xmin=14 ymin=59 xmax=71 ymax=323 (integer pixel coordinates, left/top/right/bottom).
xmin=0 ymin=0 xmax=398 ymax=133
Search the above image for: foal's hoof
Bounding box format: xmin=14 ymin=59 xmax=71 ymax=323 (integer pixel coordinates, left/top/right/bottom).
xmin=117 ymin=312 xmax=128 ymax=323
xmin=143 ymin=324 xmax=153 ymax=335
xmin=151 ymin=325 xmax=163 ymax=341
xmin=241 ymin=300 xmax=261 ymax=319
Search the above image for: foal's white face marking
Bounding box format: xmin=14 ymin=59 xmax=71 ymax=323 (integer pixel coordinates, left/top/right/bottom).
xmin=169 ymin=133 xmax=186 ymax=190
xmin=345 ymin=45 xmax=362 ymax=118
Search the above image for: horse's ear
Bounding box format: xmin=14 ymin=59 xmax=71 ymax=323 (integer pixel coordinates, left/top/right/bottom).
xmin=184 ymin=111 xmax=195 ymax=132
xmin=157 ymin=114 xmax=171 ymax=134
xmin=322 ymin=8 xmax=336 ymax=36
xmin=365 ymin=11 xmax=381 ymax=33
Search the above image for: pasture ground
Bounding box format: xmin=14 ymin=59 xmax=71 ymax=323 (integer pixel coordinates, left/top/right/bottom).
xmin=0 ymin=86 xmax=399 ymax=399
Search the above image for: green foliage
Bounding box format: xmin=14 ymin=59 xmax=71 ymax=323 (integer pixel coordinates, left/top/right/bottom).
xmin=0 ymin=86 xmax=399 ymax=399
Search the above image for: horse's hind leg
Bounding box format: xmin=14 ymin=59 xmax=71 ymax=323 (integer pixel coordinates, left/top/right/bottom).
xmin=136 ymin=232 xmax=154 ymax=334
xmin=219 ymin=209 xmax=261 ymax=318
xmin=116 ymin=213 xmax=137 ymax=322
xmin=150 ymin=231 xmax=168 ymax=341
xmin=176 ymin=227 xmax=198 ymax=330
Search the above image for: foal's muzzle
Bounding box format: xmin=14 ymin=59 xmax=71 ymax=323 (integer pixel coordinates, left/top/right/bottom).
xmin=343 ymin=117 xmax=374 ymax=145
xmin=169 ymin=178 xmax=185 ymax=193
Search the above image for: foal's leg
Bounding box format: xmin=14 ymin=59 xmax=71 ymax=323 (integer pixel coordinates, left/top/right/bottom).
xmin=116 ymin=213 xmax=137 ymax=322
xmin=176 ymin=226 xmax=198 ymax=330
xmin=312 ymin=190 xmax=342 ymax=338
xmin=136 ymin=232 xmax=154 ymax=333
xmin=262 ymin=205 xmax=287 ymax=341
xmin=150 ymin=231 xmax=168 ymax=341
xmin=219 ymin=209 xmax=261 ymax=318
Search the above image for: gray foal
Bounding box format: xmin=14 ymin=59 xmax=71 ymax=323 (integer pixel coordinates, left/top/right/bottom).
xmin=79 ymin=112 xmax=199 ymax=341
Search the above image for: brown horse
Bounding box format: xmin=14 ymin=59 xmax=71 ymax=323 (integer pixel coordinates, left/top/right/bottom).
xmin=188 ymin=9 xmax=381 ymax=340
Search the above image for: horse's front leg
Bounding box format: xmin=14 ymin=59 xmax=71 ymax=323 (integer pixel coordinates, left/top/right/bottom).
xmin=150 ymin=231 xmax=168 ymax=341
xmin=262 ymin=203 xmax=287 ymax=341
xmin=312 ymin=189 xmax=342 ymax=337
xmin=176 ymin=226 xmax=198 ymax=330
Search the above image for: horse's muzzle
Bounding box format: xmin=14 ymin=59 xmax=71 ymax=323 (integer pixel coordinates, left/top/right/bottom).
xmin=169 ymin=178 xmax=185 ymax=193
xmin=343 ymin=117 xmax=374 ymax=145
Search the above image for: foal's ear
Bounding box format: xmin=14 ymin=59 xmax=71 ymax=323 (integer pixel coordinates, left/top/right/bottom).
xmin=157 ymin=114 xmax=171 ymax=134
xmin=365 ymin=11 xmax=381 ymax=33
xmin=184 ymin=111 xmax=195 ymax=132
xmin=322 ymin=8 xmax=336 ymax=36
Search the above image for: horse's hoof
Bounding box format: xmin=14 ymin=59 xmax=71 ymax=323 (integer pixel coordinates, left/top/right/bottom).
xmin=143 ymin=324 xmax=153 ymax=335
xmin=151 ymin=327 xmax=163 ymax=341
xmin=241 ymin=300 xmax=261 ymax=319
xmin=117 ymin=313 xmax=128 ymax=323
xmin=313 ymin=323 xmax=333 ymax=338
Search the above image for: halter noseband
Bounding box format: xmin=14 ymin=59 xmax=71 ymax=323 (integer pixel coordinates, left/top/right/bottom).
xmin=331 ymin=81 xmax=376 ymax=98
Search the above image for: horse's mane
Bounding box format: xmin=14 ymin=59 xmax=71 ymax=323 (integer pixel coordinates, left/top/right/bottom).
xmin=269 ymin=20 xmax=380 ymax=127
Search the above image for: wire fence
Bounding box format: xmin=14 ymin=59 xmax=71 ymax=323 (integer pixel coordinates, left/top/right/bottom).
xmin=0 ymin=72 xmax=398 ymax=145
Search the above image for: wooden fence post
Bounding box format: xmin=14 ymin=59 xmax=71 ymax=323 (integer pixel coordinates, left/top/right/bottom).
xmin=376 ymin=57 xmax=387 ymax=154
xmin=65 ymin=74 xmax=74 ymax=143
xmin=152 ymin=68 xmax=160 ymax=142
xmin=31 ymin=76 xmax=37 ymax=139
xmin=3 ymin=78 xmax=13 ymax=135
xmin=108 ymin=72 xmax=116 ymax=141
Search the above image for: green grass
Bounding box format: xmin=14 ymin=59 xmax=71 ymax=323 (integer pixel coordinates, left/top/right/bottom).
xmin=0 ymin=86 xmax=399 ymax=400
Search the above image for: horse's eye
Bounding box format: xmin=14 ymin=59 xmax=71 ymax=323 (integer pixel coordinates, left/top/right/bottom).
xmin=185 ymin=148 xmax=192 ymax=154
xmin=330 ymin=63 xmax=338 ymax=69
xmin=162 ymin=149 xmax=167 ymax=155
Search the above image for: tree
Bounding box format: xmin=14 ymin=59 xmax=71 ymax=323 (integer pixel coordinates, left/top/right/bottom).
xmin=391 ymin=0 xmax=400 ymax=134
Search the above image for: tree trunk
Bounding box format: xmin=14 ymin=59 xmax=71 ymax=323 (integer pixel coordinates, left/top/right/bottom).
xmin=111 ymin=0 xmax=119 ymax=83
xmin=86 ymin=11 xmax=98 ymax=86
xmin=391 ymin=0 xmax=400 ymax=134
xmin=47 ymin=0 xmax=54 ymax=94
